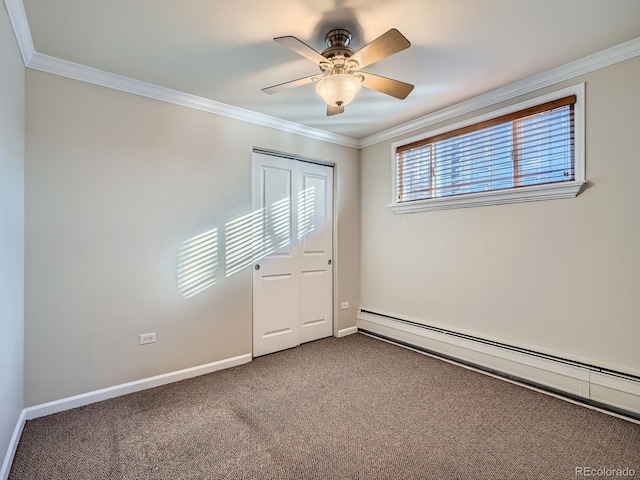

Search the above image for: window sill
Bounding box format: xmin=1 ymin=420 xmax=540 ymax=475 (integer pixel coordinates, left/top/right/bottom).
xmin=388 ymin=180 xmax=586 ymax=214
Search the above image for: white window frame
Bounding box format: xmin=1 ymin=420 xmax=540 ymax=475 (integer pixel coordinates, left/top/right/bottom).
xmin=389 ymin=84 xmax=586 ymax=213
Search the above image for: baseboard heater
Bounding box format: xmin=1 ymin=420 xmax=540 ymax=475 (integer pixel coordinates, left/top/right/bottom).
xmin=357 ymin=309 xmax=640 ymax=422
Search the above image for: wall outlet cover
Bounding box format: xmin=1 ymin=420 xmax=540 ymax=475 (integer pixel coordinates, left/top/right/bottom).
xmin=139 ymin=333 xmax=156 ymax=345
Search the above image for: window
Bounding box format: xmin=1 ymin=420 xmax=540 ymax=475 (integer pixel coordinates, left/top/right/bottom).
xmin=390 ymin=85 xmax=585 ymax=213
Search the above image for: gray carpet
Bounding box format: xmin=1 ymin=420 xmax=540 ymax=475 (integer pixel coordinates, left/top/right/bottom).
xmin=9 ymin=334 xmax=640 ymax=479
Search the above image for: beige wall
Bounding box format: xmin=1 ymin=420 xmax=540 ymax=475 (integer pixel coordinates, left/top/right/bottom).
xmin=25 ymin=70 xmax=360 ymax=406
xmin=19 ymin=35 xmax=640 ymax=408
xmin=360 ymin=57 xmax=640 ymax=376
xmin=0 ymin=1 xmax=25 ymax=466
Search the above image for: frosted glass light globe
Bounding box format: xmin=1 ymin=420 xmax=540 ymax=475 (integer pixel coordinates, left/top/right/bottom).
xmin=316 ymin=74 xmax=362 ymax=107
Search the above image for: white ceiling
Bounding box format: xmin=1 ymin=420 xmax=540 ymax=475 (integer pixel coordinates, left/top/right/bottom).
xmin=20 ymin=0 xmax=640 ymax=140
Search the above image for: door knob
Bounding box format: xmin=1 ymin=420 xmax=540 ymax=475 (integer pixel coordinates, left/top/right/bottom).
xmin=328 ymin=259 xmax=332 ymax=265
xmin=254 ymin=264 xmax=260 ymax=270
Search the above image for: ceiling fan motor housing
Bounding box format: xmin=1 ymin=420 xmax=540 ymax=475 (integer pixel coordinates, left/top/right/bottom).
xmin=322 ymin=29 xmax=355 ymax=64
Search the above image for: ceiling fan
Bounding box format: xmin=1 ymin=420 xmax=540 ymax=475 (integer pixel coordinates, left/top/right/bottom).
xmin=262 ymin=28 xmax=414 ymax=116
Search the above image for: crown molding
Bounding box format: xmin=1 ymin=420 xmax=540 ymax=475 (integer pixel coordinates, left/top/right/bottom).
xmin=6 ymin=0 xmax=639 ymax=151
xmin=360 ymin=37 xmax=640 ymax=149
xmin=4 ymin=0 xmax=359 ymax=149
xmin=4 ymin=0 xmax=34 ymax=64
xmin=26 ymin=53 xmax=360 ymax=148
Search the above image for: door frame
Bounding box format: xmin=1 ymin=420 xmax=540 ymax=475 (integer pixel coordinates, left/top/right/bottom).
xmin=251 ymin=148 xmax=338 ymax=351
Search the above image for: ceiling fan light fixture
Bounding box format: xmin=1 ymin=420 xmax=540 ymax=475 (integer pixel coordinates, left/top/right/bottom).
xmin=264 ymin=28 xmax=413 ymax=116
xmin=315 ymin=73 xmax=362 ymax=107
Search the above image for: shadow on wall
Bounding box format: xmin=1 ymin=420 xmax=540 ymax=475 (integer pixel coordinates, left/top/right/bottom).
xmin=177 ymin=186 xmax=316 ymax=299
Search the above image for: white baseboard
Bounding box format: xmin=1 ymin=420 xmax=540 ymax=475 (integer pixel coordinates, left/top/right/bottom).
xmin=24 ymin=353 xmax=252 ymax=420
xmin=1 ymin=409 xmax=26 ymax=480
xmin=358 ymin=310 xmax=640 ymax=418
xmin=337 ymin=326 xmax=358 ymax=338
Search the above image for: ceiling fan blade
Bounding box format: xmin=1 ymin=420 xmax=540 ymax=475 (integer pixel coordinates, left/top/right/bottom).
xmin=274 ymin=36 xmax=327 ymax=65
xmin=327 ymin=104 xmax=344 ymax=116
xmin=360 ymin=72 xmax=414 ymax=99
xmin=262 ymin=75 xmax=318 ymax=95
xmin=350 ymin=29 xmax=410 ymax=69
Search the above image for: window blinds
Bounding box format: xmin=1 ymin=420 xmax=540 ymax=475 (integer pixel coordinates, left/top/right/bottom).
xmin=396 ymin=95 xmax=576 ymax=203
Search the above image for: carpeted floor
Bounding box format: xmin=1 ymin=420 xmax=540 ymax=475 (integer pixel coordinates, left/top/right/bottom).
xmin=9 ymin=333 xmax=640 ymax=479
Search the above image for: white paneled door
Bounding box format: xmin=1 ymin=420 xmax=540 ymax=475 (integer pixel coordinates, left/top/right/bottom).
xmin=252 ymin=152 xmax=334 ymax=357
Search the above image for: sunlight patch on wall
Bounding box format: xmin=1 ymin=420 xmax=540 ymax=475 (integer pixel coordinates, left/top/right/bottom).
xmin=178 ymin=228 xmax=218 ymax=299
xmin=224 ymin=209 xmax=263 ymax=277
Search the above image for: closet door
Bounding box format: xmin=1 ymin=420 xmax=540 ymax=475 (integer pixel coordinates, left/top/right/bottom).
xmin=252 ymin=152 xmax=333 ymax=357
xmin=298 ymin=162 xmax=333 ymax=344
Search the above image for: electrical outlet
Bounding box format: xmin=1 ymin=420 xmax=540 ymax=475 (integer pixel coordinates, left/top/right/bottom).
xmin=341 ymin=302 xmax=349 ymax=310
xmin=139 ymin=333 xmax=156 ymax=345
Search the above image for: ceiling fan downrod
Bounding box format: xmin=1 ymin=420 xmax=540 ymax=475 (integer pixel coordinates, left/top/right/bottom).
xmin=325 ymin=29 xmax=352 ymax=48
